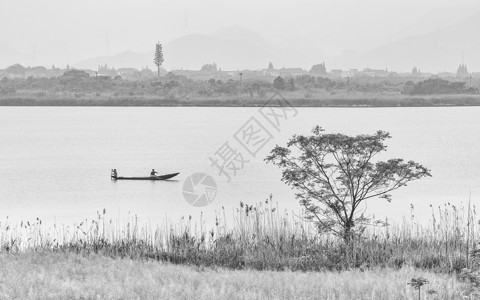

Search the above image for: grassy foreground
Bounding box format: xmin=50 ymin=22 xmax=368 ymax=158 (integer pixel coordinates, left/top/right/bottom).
xmin=0 ymin=251 xmax=470 ymax=299
xmin=1 ymin=200 xmax=480 ymax=298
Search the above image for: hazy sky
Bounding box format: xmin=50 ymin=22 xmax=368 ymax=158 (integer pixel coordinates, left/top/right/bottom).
xmin=1 ymin=0 xmax=479 ymax=68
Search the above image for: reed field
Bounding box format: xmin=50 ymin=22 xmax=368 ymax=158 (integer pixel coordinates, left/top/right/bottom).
xmin=1 ymin=198 xmax=480 ymax=298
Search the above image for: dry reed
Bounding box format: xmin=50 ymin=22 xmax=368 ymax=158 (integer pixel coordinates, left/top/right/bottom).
xmin=0 ymin=197 xmax=478 ymax=273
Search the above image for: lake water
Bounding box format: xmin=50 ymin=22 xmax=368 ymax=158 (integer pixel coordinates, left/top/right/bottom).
xmin=0 ymin=106 xmax=479 ymax=228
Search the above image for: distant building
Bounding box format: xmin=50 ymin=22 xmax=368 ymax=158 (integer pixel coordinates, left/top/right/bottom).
xmin=236 ymin=69 xmax=263 ymax=80
xmin=279 ymin=68 xmax=307 ymax=77
xmin=457 ymin=63 xmax=469 ymax=78
xmin=262 ymin=69 xmax=280 ymax=77
xmin=116 ymin=68 xmax=139 ymax=80
xmin=62 ymin=69 xmax=89 ymax=78
xmin=310 ymin=63 xmax=327 ymax=75
xmin=262 ymin=67 xmax=307 ymax=77
xmin=411 ymin=66 xmax=421 ymax=78
xmin=342 ymin=69 xmax=357 ymax=78
xmin=329 ymin=69 xmax=343 ymax=78
xmin=25 ymin=66 xmax=48 ymax=78
xmin=98 ymin=64 xmax=118 ymax=77
xmin=117 ymin=68 xmax=137 ymax=75
xmin=200 ymin=63 xmax=218 ymax=73
xmin=357 ymin=68 xmax=389 ymax=77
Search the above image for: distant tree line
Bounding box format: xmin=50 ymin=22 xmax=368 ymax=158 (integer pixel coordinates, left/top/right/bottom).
xmin=403 ymin=78 xmax=478 ymax=95
xmin=1 ymin=70 xmax=479 ymax=100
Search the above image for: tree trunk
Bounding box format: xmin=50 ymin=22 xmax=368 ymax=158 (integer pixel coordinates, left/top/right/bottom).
xmin=343 ymin=225 xmax=355 ymax=267
xmin=343 ymin=222 xmax=354 ymax=244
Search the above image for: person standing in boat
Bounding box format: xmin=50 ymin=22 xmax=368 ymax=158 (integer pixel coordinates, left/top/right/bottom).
xmin=150 ymin=169 xmax=158 ymax=177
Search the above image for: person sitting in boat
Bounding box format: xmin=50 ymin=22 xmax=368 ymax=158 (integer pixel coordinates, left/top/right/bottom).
xmin=150 ymin=169 xmax=158 ymax=177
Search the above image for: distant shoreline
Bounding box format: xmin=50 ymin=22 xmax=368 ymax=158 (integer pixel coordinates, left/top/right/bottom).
xmin=1 ymin=95 xmax=480 ymax=107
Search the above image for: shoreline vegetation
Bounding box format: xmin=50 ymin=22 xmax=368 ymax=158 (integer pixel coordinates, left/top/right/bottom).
xmin=1 ymin=199 xmax=479 ymax=298
xmin=1 ymin=71 xmax=479 ymax=107
xmin=2 ymin=94 xmax=480 ymax=107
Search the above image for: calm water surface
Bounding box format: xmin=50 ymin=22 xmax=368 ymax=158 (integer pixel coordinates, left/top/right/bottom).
xmin=0 ymin=107 xmax=479 ymax=227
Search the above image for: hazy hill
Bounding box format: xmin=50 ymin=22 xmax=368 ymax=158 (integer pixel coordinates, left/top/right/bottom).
xmin=0 ymin=41 xmax=84 ymax=69
xmin=74 ymin=26 xmax=275 ymax=71
xmin=210 ymin=25 xmax=267 ymax=47
xmin=163 ymin=30 xmax=274 ymax=70
xmin=164 ymin=27 xmax=326 ymax=70
xmin=74 ymin=51 xmax=151 ymax=70
xmin=332 ymin=11 xmax=480 ymax=73
xmin=70 ymin=12 xmax=480 ymax=73
xmin=74 ymin=26 xmax=327 ymax=71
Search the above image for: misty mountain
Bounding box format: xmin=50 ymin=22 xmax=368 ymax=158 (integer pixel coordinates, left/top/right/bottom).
xmin=394 ymin=5 xmax=479 ymax=39
xmin=74 ymin=51 xmax=151 ymax=70
xmin=66 ymin=11 xmax=480 ymax=74
xmin=274 ymin=36 xmax=326 ymax=70
xmin=163 ymin=28 xmax=274 ymax=70
xmin=331 ymin=11 xmax=480 ymax=73
xmin=164 ymin=27 xmax=326 ymax=70
xmin=210 ymin=25 xmax=267 ymax=47
xmin=74 ymin=26 xmax=277 ymax=71
xmin=0 ymin=41 xmax=85 ymax=69
xmin=74 ymin=26 xmax=326 ymax=71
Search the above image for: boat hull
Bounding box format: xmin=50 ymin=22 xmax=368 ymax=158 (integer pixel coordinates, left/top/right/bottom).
xmin=113 ymin=173 xmax=179 ymax=181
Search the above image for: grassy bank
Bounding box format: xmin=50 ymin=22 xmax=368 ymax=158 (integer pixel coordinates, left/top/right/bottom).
xmin=1 ymin=200 xmax=479 ymax=298
xmin=1 ymin=93 xmax=480 ymax=107
xmin=1 ymin=200 xmax=478 ymax=273
xmin=0 ymin=252 xmax=470 ymax=299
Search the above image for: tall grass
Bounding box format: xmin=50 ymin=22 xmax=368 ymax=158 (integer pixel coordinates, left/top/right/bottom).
xmin=0 ymin=252 xmax=469 ymax=299
xmin=0 ymin=198 xmax=478 ymax=273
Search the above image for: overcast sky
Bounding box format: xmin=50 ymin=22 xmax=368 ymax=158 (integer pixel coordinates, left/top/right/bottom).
xmin=1 ymin=0 xmax=479 ymax=69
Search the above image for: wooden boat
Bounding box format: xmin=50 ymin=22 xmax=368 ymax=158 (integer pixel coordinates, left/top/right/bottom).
xmin=111 ymin=169 xmax=179 ymax=181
